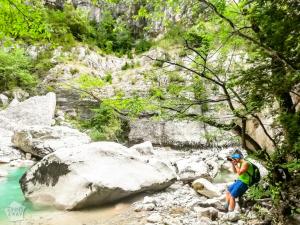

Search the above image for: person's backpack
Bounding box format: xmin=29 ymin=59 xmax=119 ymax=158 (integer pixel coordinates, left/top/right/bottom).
xmin=246 ymin=161 xmax=261 ymax=186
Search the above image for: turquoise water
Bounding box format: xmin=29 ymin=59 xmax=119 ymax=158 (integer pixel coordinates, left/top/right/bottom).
xmin=0 ymin=167 xmax=42 ymax=222
xmin=0 ymin=167 xmax=30 ymax=221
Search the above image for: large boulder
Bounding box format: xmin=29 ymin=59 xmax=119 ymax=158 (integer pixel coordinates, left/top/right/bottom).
xmin=12 ymin=126 xmax=91 ymax=158
xmin=192 ymin=178 xmax=222 ymax=198
xmin=129 ymin=141 xmax=154 ymax=155
xmin=0 ymin=128 xmax=23 ymax=161
xmin=0 ymin=93 xmax=56 ymax=130
xmin=20 ymin=142 xmax=176 ymax=210
xmin=175 ymin=156 xmax=210 ymax=181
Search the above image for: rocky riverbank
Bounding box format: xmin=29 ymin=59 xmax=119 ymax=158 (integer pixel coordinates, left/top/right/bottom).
xmin=0 ymin=93 xmax=270 ymax=225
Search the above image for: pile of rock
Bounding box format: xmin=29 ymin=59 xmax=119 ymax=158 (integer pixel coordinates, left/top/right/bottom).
xmin=133 ymin=180 xmax=245 ymax=225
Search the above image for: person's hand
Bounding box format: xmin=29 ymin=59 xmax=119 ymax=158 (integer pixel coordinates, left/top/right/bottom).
xmin=232 ymin=160 xmax=238 ymax=165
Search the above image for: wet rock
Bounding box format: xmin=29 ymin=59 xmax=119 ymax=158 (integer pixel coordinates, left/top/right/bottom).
xmin=9 ymin=159 xmax=35 ymax=168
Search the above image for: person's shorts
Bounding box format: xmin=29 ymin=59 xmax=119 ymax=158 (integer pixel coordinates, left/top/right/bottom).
xmin=228 ymin=180 xmax=248 ymax=198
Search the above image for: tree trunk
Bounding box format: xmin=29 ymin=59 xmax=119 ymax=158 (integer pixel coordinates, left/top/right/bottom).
xmin=241 ymin=118 xmax=247 ymax=149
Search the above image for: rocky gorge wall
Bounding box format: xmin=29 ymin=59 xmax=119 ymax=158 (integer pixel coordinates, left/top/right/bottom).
xmin=35 ymin=45 xmax=237 ymax=148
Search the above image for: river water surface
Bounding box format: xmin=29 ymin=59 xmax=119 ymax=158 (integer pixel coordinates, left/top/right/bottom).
xmin=0 ymin=165 xmax=145 ymax=225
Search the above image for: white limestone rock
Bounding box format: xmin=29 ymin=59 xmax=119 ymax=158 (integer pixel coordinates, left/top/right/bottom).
xmin=192 ymin=178 xmax=222 ymax=198
xmin=0 ymin=93 xmax=56 ymax=130
xmin=20 ymin=142 xmax=176 ymax=210
xmin=12 ymin=125 xmax=91 ymax=158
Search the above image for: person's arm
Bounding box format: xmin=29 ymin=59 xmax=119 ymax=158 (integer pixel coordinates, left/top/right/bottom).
xmin=234 ymin=161 xmax=249 ymax=175
xmin=231 ymin=161 xmax=237 ymax=173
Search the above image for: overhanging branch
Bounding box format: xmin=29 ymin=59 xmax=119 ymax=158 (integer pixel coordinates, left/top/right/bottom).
xmin=199 ymin=0 xmax=297 ymax=71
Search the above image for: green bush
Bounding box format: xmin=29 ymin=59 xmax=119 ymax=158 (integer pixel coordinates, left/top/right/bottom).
xmin=134 ymin=39 xmax=152 ymax=54
xmin=83 ymin=104 xmax=124 ymax=141
xmin=46 ymin=5 xmax=95 ymax=44
xmin=94 ymin=11 xmax=133 ymax=54
xmin=0 ymin=49 xmax=37 ymax=92
xmin=245 ymin=184 xmax=270 ymax=201
xmin=32 ymin=49 xmax=53 ymax=78
xmin=103 ymin=73 xmax=113 ymax=84
xmin=1 ymin=2 xmax=146 ymax=55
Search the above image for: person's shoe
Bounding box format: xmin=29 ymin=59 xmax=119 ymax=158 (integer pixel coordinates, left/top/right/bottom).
xmin=228 ymin=207 xmax=235 ymax=212
xmin=222 ymin=202 xmax=229 ymax=212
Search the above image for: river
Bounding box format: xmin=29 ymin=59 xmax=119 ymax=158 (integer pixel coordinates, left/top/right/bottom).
xmin=0 ymin=165 xmax=145 ymax=225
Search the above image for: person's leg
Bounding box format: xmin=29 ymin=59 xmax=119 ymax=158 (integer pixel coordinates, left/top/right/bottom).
xmin=228 ymin=180 xmax=248 ymax=212
xmin=224 ymin=191 xmax=231 ymax=210
xmin=226 ymin=191 xmax=231 ymax=203
xmin=225 ymin=183 xmax=235 ymax=210
xmin=229 ymin=195 xmax=235 ymax=211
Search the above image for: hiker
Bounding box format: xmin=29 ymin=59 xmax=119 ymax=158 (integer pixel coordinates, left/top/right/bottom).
xmin=224 ymin=153 xmax=253 ymax=212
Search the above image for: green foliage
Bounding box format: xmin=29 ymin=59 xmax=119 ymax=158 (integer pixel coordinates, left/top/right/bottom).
xmin=0 ymin=0 xmax=50 ymax=41
xmin=84 ymin=104 xmax=124 ymax=141
xmin=279 ymin=112 xmax=300 ymax=157
xmin=155 ymin=24 xmax=185 ymax=49
xmin=103 ymin=73 xmax=113 ymax=84
xmin=94 ymin=11 xmax=133 ymax=54
xmin=153 ymin=53 xmax=170 ymax=67
xmin=121 ymin=62 xmax=136 ymax=70
xmin=0 ymin=2 xmax=148 ymax=55
xmin=134 ymin=39 xmax=152 ymax=54
xmin=0 ymin=48 xmax=37 ymax=92
xmin=149 ymin=87 xmax=165 ymax=100
xmin=282 ymin=160 xmax=300 ymax=173
xmin=169 ymin=72 xmax=185 ymax=83
xmin=74 ymin=74 xmax=104 ymax=91
xmin=32 ymin=49 xmax=53 ymax=78
xmin=45 ymin=5 xmax=95 ymax=44
xmin=246 ymin=184 xmax=270 ymax=201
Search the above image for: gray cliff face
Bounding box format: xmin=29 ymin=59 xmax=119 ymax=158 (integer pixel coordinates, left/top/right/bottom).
xmin=38 ymin=45 xmax=236 ymax=148
xmin=43 ymin=0 xmax=183 ymax=36
xmin=129 ymin=119 xmax=234 ymax=148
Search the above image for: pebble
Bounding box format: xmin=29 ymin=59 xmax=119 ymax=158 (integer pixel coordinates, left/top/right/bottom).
xmin=147 ymin=213 xmax=162 ymax=223
xmin=144 ymin=203 xmax=156 ymax=211
xmin=221 ymin=211 xmax=240 ymax=222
